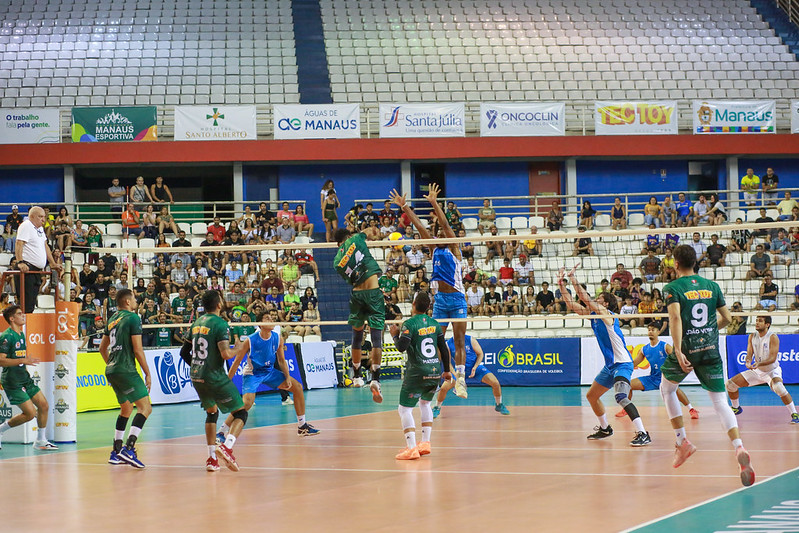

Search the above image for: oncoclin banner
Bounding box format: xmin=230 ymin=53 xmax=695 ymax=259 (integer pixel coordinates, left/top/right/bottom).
xmin=480 ymin=102 xmax=565 ymax=136
xmin=274 ymin=104 xmax=360 ymax=139
xmin=594 ymin=101 xmax=678 ymax=135
xmin=379 ymin=103 xmax=465 ymax=138
xmin=174 ymin=105 xmax=257 ymax=141
xmin=693 ymin=100 xmax=776 ymax=134
xmin=0 ymin=108 xmax=60 ymax=144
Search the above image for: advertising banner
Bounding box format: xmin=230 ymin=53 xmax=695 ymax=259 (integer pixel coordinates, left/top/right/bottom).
xmin=71 ymin=106 xmax=157 ymax=142
xmin=77 ymin=352 xmax=121 ymax=412
xmin=379 ymin=103 xmax=465 ymax=138
xmin=25 ymin=312 xmax=55 ymax=362
xmin=146 ymin=348 xmax=198 ymax=405
xmin=298 ymin=342 xmax=338 ymax=389
xmin=726 ymin=334 xmax=799 ymax=384
xmin=174 ymin=105 xmax=257 ymax=141
xmin=0 ymin=108 xmax=60 ymax=144
xmin=480 ymin=102 xmax=565 ymax=136
xmin=0 ymin=387 xmax=36 ymax=443
xmin=478 ymin=338 xmax=580 ymax=386
xmin=792 ymin=101 xmax=799 ymax=134
xmin=693 ymin=100 xmax=775 ymax=134
xmin=274 ymin=104 xmax=360 ymax=139
xmin=594 ymin=101 xmax=678 ymax=135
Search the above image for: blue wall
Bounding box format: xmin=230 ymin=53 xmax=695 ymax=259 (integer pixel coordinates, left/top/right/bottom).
xmin=445 ymin=162 xmax=530 ymax=215
xmin=242 ymin=165 xmax=279 ymax=206
xmin=738 ymin=158 xmax=799 ymax=191
xmin=0 ymin=168 xmax=64 ymax=214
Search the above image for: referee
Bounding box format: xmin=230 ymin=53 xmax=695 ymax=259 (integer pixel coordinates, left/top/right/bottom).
xmin=15 ymin=206 xmax=62 ymax=313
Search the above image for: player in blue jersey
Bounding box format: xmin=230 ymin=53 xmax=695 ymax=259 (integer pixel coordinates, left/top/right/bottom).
xmin=558 ymin=266 xmax=651 ymax=446
xmin=216 ymin=312 xmax=319 ymax=440
xmin=432 ymin=334 xmax=510 ymax=417
xmin=391 ymin=184 xmax=469 ymax=399
xmin=615 ymin=322 xmax=699 ymax=419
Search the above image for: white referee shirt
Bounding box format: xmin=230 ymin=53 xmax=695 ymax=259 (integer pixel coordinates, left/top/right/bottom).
xmin=16 ymin=218 xmax=48 ymax=269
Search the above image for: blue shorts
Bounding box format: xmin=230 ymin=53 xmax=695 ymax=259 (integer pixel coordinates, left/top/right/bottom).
xmin=242 ymin=370 xmax=286 ymax=394
xmin=637 ymin=374 xmax=661 ymax=391
xmin=594 ymin=362 xmax=634 ymax=389
xmin=432 ymin=291 xmax=467 ymax=323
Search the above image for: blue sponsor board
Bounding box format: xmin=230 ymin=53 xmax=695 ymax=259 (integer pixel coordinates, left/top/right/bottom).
xmin=726 ymin=334 xmax=799 ymax=384
xmin=480 ymin=338 xmax=580 ymax=386
xmin=227 ymin=343 xmax=303 ymax=392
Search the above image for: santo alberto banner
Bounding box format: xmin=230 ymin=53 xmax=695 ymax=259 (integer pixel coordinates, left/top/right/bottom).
xmin=72 ymin=106 xmax=157 ymax=142
xmin=479 ymin=338 xmax=580 ymax=386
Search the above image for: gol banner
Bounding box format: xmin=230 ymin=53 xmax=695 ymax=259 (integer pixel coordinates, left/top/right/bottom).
xmin=55 ymin=301 xmax=80 ymax=341
xmin=25 ymin=313 xmax=55 ymax=362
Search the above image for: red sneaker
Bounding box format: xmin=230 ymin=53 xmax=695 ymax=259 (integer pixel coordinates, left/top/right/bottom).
xmin=395 ymin=447 xmax=421 ymax=460
xmin=736 ymin=447 xmax=755 ymax=487
xmin=689 ymin=408 xmax=700 ymax=419
xmin=417 ymin=441 xmax=431 ymax=456
xmin=215 ymin=444 xmax=240 ymax=472
xmin=206 ymin=456 xmax=220 ymax=472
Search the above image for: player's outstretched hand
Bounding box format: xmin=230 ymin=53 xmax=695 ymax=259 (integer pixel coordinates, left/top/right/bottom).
xmin=388 ymin=324 xmax=400 ymax=338
xmin=441 ymin=371 xmax=452 ymax=382
xmin=568 ymin=262 xmax=581 ymax=279
xmin=25 ymin=357 xmax=41 ymax=365
xmin=557 ymin=267 xmax=566 ymax=286
xmin=389 ymin=189 xmax=406 ymax=208
xmin=278 ymin=380 xmax=291 ymax=391
xmin=468 ymin=367 xmax=476 ymax=378
xmin=145 ymin=374 xmax=152 ymax=392
xmin=424 ymin=183 xmax=441 ymax=203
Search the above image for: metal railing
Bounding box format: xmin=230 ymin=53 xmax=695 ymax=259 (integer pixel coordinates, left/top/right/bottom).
xmin=778 ymin=0 xmax=799 ymax=26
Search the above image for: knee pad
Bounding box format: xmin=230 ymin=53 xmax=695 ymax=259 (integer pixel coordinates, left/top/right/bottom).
xmin=398 ymin=405 xmax=415 ymax=430
xmin=232 ymin=409 xmax=248 ymax=424
xmin=770 ymin=380 xmax=788 ymax=397
xmin=726 ymin=380 xmax=739 ymax=394
xmin=352 ymin=327 xmax=364 ymax=349
xmin=613 ymin=379 xmax=631 ymax=406
xmin=370 ymin=327 xmax=383 ymax=350
xmin=419 ymin=400 xmax=433 ymax=424
xmin=205 ymin=410 xmax=219 ymax=424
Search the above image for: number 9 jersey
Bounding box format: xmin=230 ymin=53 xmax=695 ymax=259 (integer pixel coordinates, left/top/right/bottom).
xmin=663 ymin=274 xmax=726 ymax=362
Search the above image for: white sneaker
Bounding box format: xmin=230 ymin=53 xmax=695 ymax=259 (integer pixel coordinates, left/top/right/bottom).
xmin=454 ymin=372 xmax=468 ymax=399
xmin=370 ymin=380 xmax=383 ymax=404
xmin=352 ymin=377 xmax=364 ymax=388
xmin=282 ymin=397 xmax=294 ymax=406
xmin=33 ymin=440 xmax=58 ymax=451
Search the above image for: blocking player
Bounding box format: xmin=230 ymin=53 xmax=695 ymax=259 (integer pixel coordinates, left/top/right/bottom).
xmin=558 ymin=266 xmax=651 ymax=447
xmin=432 ymin=334 xmax=510 ymax=418
xmin=660 ymin=244 xmax=755 ymax=486
xmin=615 ymin=322 xmax=699 ymax=420
xmin=99 ymin=289 xmax=152 ymax=468
xmin=0 ymin=305 xmax=58 ymax=451
xmin=389 ymin=291 xmax=451 ymax=460
xmin=181 ymin=290 xmax=248 ymax=472
xmin=215 ymin=314 xmax=320 ymax=441
xmin=391 ymin=185 xmax=468 ymax=399
xmin=334 ymin=226 xmax=385 ymax=403
xmin=726 ymin=316 xmax=798 ymax=424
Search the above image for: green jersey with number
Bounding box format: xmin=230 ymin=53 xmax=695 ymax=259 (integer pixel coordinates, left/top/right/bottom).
xmin=189 ymin=313 xmax=230 ymax=386
xmin=104 ymin=310 xmax=143 ymax=375
xmin=334 ymin=232 xmax=382 ymax=286
xmin=663 ymin=274 xmax=725 ymax=360
xmin=0 ymin=328 xmax=28 ymax=387
xmin=398 ymin=314 xmax=444 ymax=381
xmin=155 ymin=326 xmax=172 ymax=347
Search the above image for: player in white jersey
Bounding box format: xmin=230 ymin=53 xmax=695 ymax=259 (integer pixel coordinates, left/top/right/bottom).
xmin=726 ymin=316 xmax=799 ymax=423
xmin=390 ymin=184 xmax=469 ymax=399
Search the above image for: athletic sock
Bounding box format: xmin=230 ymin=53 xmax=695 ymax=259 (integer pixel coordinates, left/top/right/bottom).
xmin=371 ymin=365 xmax=381 ymax=382
xmin=786 ymin=403 xmax=797 ymax=415
xmin=115 ymin=415 xmax=129 ymax=443
xmin=495 ymin=395 xmax=502 ymax=405
xmin=208 ymin=445 xmax=216 ymax=459
xmin=674 ymin=427 xmax=686 ymax=445
xmin=732 ymin=438 xmax=743 ymax=449
xmin=37 ymin=428 xmax=46 ymax=441
xmin=631 ymin=417 xmax=645 ymax=433
xmin=404 ymin=431 xmax=417 ymax=449
xmin=598 ymin=414 xmax=608 ymax=429
xmin=731 ymin=398 xmax=740 ymax=408
xmin=686 ymin=403 xmax=694 ymax=410
xmin=224 ymin=434 xmax=237 ymax=449
xmin=220 ymin=423 xmax=230 ymax=435
xmin=421 ymin=426 xmax=431 ymax=443
xmin=352 ymin=363 xmax=361 ymax=378
xmin=126 ymin=413 xmax=147 ymax=448
xmin=0 ymin=421 xmax=11 ymax=434
xmin=297 ymin=415 xmax=306 ymax=427
xmin=456 ymin=365 xmax=465 ymax=375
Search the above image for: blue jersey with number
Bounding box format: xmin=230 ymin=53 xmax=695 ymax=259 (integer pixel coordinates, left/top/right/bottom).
xmin=247 ymin=329 xmax=280 ymax=371
xmin=590 ymin=311 xmax=632 ymax=366
xmin=431 ymin=247 xmax=464 ymax=294
xmin=642 ymin=340 xmax=667 ymax=377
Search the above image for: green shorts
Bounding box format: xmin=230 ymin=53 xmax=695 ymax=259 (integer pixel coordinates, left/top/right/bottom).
xmin=1 ymin=377 xmax=41 ymax=405
xmin=399 ymin=377 xmax=439 ymax=408
xmin=348 ymin=288 xmax=385 ymax=330
xmin=106 ymin=371 xmax=149 ymax=405
xmin=324 ymin=210 xmax=337 ymax=222
xmin=660 ymin=352 xmax=726 ymax=393
xmin=193 ymin=379 xmax=245 ymax=414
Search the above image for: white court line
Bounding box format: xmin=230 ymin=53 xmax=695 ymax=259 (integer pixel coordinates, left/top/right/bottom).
xmin=325 ymin=427 xmax=799 ymax=434
xmin=620 ymin=465 xmax=799 ymax=532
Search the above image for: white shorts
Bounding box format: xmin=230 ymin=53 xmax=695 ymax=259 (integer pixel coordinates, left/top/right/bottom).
xmin=743 ymin=191 xmax=759 ymax=203
xmin=740 ymin=365 xmax=782 ymax=386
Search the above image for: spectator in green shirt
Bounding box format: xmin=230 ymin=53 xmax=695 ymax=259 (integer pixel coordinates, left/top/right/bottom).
xmin=280 ymin=255 xmax=300 ymax=286
xmin=379 ymin=267 xmax=399 ymax=303
xmin=283 ymin=284 xmax=301 ymax=314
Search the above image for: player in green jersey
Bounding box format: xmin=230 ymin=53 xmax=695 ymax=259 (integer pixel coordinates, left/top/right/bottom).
xmin=99 ymin=289 xmax=152 ymax=468
xmin=180 ymin=289 xmax=248 ymax=472
xmin=389 ymin=292 xmax=451 ymax=460
xmin=660 ymin=245 xmax=755 ymax=486
xmin=0 ymin=305 xmax=58 ymax=451
xmin=334 ymin=227 xmax=385 ymax=403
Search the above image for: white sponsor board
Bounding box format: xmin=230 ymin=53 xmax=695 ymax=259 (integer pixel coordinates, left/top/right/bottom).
xmin=300 ymin=342 xmax=338 ymax=389
xmin=274 ymin=104 xmax=360 ymax=139
xmin=174 ymin=105 xmax=257 ymax=141
xmin=480 ymin=102 xmax=565 ymax=136
xmin=145 ymin=348 xmax=199 ymax=404
xmin=693 ymin=100 xmax=775 ymax=134
xmin=792 ymin=101 xmax=799 ymax=134
xmin=594 ymin=101 xmax=678 ymax=135
xmin=379 ymin=103 xmax=465 ymax=138
xmin=580 ymin=336 xmax=728 ymax=385
xmin=0 ymin=108 xmax=60 ymax=144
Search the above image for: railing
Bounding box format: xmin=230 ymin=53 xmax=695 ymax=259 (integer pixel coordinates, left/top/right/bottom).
xmin=778 ymin=0 xmax=799 ymax=26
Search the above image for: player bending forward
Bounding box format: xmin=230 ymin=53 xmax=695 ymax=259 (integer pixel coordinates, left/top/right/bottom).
xmin=432 ymin=334 xmax=510 ymax=418
xmin=181 ymin=290 xmax=249 ymax=472
xmin=216 ymin=313 xmax=320 ymax=442
xmin=727 ymin=316 xmax=799 ymax=424
xmin=660 ymin=245 xmax=755 ymax=486
xmin=389 ymin=292 xmax=452 ymax=460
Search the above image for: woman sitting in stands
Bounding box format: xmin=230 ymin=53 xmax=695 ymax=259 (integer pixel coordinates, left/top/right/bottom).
xmin=580 ymin=201 xmax=596 ymax=230
xmin=610 ymin=197 xmax=627 ymax=230
xmin=643 ymin=196 xmax=662 ymax=228
xmin=241 ymin=218 xmax=260 ymax=244
xmin=303 ymin=302 xmax=321 ymax=337
xmin=294 ymin=205 xmax=313 ymax=237
xmin=547 ymin=200 xmax=563 ymax=231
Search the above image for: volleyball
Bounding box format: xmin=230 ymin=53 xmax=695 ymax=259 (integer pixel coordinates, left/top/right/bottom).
xmin=343 ymin=375 xmax=353 ymax=387
xmin=388 ymin=231 xmax=405 ymax=249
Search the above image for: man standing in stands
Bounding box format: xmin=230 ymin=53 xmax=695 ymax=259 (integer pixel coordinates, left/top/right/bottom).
xmin=741 ymin=168 xmax=760 ymax=207
xmin=4 ymin=204 xmax=23 ymax=253
xmin=15 ymin=206 xmax=62 ymax=313
xmin=108 ymin=178 xmax=126 ymax=219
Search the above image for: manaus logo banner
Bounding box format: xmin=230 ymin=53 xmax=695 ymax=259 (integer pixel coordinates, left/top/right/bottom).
xmin=71 ymin=107 xmax=157 ymax=142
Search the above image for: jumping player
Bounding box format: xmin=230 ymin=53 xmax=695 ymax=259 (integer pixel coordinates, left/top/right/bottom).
xmin=390 ymin=185 xmax=468 ymax=399
xmin=660 ymin=244 xmax=755 ymax=486
xmin=727 ymin=316 xmax=798 ymax=424
xmin=216 ymin=313 xmax=320 ymax=441
xmin=181 ymin=290 xmax=248 ymax=472
xmin=99 ymin=289 xmax=152 ymax=468
xmin=615 ymin=322 xmax=699 ymax=420
xmin=0 ymin=305 xmax=58 ymax=451
xmin=432 ymin=334 xmax=510 ymax=417
xmin=334 ymin=227 xmax=385 ymax=403
xmin=558 ymin=266 xmax=651 ymax=447
xmin=389 ymin=291 xmax=451 ymax=460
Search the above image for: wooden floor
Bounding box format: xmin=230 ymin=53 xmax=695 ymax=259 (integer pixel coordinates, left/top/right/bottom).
xmin=2 ymin=395 xmax=798 ymax=532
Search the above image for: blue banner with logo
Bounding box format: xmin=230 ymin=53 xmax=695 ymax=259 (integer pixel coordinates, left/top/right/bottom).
xmin=726 ymin=334 xmax=799 ymax=384
xmin=479 ymin=338 xmax=580 ymax=386
xmin=227 ymin=342 xmax=303 ymax=392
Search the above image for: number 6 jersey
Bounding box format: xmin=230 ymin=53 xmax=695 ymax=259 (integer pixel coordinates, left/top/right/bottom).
xmin=663 ymin=274 xmax=726 ymax=360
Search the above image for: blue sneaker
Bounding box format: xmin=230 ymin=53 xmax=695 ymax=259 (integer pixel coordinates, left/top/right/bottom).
xmin=791 ymin=413 xmax=799 ymax=424
xmin=495 ymin=403 xmax=510 ymax=415
xmin=215 ymin=432 xmax=225 ymax=445
xmin=119 ymin=446 xmax=145 ymax=469
xmin=731 ymin=406 xmax=743 ymax=415
xmin=108 ymin=450 xmax=124 ymax=465
xmin=432 ymin=406 xmax=440 ymax=419
xmin=298 ymin=423 xmax=320 ymax=436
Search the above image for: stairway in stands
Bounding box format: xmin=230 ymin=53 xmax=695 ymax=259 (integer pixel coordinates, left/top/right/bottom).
xmin=314 ymin=246 xmax=352 ymax=343
xmin=750 ymin=0 xmax=799 ymax=57
xmin=291 ymin=0 xmax=333 ymax=104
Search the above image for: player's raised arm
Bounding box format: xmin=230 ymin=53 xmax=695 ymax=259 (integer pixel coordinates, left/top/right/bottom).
xmin=389 ymin=188 xmax=433 ymax=241
xmin=424 ymin=183 xmax=461 ymax=259
xmin=557 ymin=267 xmax=589 ymax=316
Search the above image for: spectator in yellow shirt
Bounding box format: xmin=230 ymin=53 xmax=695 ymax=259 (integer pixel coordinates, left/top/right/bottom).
xmin=740 ymin=168 xmax=760 ymax=207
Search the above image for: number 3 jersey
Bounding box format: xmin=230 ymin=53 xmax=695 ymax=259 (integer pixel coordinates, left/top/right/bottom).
xmin=398 ymin=314 xmax=446 ymax=382
xmin=189 ymin=313 xmax=231 ymax=385
xmin=663 ymin=274 xmax=725 ymax=360
xmin=334 ymin=232 xmax=382 ymax=286
xmin=104 ymin=309 xmax=143 ymax=375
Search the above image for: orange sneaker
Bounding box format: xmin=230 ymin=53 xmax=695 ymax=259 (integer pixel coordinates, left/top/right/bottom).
xmin=736 ymin=446 xmax=755 ymax=487
xmin=672 ymin=439 xmax=697 ymax=468
xmin=417 ymin=441 xmax=431 ymax=456
xmin=395 ymin=447 xmax=421 ymax=460
xmin=689 ymin=408 xmax=700 ymax=419
xmin=370 ymin=381 xmax=383 ymax=404
xmin=615 ymin=409 xmax=627 ymax=418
